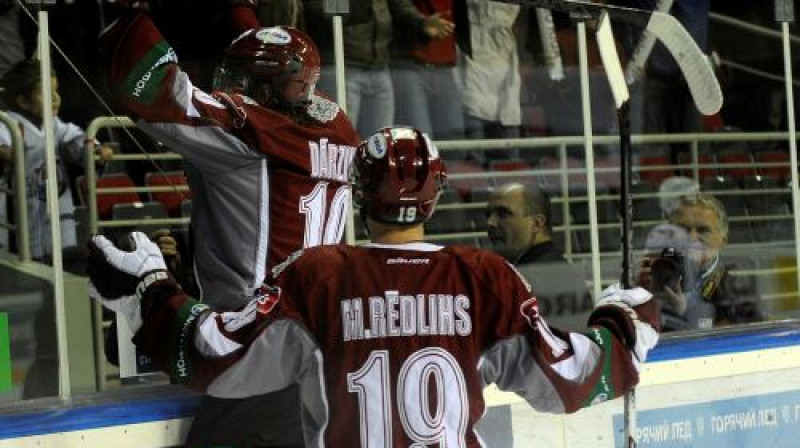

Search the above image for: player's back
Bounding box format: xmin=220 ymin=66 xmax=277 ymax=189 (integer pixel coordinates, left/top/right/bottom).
xmin=277 ymin=242 xmax=532 ymax=447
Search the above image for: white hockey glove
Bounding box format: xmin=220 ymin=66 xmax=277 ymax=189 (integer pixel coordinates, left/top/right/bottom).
xmin=588 ymin=283 xmax=661 ymax=367
xmin=87 ymin=231 xmax=172 ymax=333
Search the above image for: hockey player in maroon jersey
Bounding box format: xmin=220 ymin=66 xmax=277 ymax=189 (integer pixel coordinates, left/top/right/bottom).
xmin=87 ymin=127 xmax=661 ymax=447
xmin=101 ymin=3 xmax=360 ymax=310
xmin=100 ymin=2 xmax=359 ymax=446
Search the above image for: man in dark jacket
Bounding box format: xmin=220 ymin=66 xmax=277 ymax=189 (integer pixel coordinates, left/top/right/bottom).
xmin=487 ymin=183 xmax=593 ymax=331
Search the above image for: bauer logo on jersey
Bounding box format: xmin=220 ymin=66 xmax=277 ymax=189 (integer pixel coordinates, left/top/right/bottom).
xmin=255 ymin=27 xmax=291 ymax=45
xmin=367 ymin=134 xmax=387 ymax=159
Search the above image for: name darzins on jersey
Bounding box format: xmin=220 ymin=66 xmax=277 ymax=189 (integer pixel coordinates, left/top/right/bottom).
xmin=341 ymin=291 xmax=472 ymax=342
xmin=309 ymin=138 xmax=355 ymax=183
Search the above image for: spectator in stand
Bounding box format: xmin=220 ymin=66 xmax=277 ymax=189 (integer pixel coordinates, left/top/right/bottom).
xmin=100 ymin=3 xmax=359 ymax=447
xmin=0 ymin=1 xmax=24 ymax=93
xmin=0 ymin=60 xmax=113 ymax=266
xmin=304 ymin=0 xmax=454 ymax=138
xmin=486 ymin=182 xmax=592 ymax=331
xmin=86 ymin=126 xmax=660 ymax=447
xmin=391 ymin=0 xmax=469 ymax=146
xmin=0 ymin=59 xmax=113 ymax=400
xmin=460 ymin=0 xmax=523 ymax=164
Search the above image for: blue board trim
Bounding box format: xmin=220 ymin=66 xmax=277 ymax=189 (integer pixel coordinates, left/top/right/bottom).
xmin=648 ymin=325 xmax=800 ymax=362
xmin=0 ymin=392 xmax=201 ymax=439
xmin=1 ymin=325 xmax=799 ymax=439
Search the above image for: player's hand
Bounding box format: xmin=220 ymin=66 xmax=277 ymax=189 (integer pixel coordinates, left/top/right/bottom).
xmin=150 ymin=228 xmax=182 ymax=275
xmin=590 ymin=283 xmax=660 ymax=365
xmin=87 ymin=232 xmax=169 ymax=331
xmin=96 ymin=144 xmax=115 ymax=163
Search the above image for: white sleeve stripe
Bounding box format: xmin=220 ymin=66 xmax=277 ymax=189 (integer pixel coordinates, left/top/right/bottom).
xmin=550 ymin=333 xmax=602 ymax=382
xmin=251 ymin=158 xmax=270 ymax=291
xmin=194 ymin=313 xmax=242 ymax=357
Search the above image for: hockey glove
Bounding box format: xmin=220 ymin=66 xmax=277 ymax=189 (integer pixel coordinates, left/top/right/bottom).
xmin=588 ymin=283 xmax=660 ymax=366
xmin=88 ymin=231 xmax=174 ymax=332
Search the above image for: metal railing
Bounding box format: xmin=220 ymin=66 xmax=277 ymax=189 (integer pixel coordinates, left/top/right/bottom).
xmin=0 ymin=110 xmax=30 ymax=262
xmin=3 ymin=113 xmax=797 ymax=391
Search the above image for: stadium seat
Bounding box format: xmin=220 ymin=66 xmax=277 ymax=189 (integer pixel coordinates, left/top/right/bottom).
xmin=631 ymin=182 xmax=662 ymax=223
xmin=536 ymin=157 xmax=587 ymax=193
xmin=571 ymin=195 xmax=619 ymax=225
xmin=77 ymin=173 xmax=142 ymax=220
xmin=444 ymin=160 xmax=490 ymax=200
xmin=594 ymin=155 xmax=620 ymax=190
xmin=755 ymin=150 xmax=790 ymax=182
xmin=488 ymin=159 xmax=535 ymax=187
xmin=637 ymin=155 xmax=674 ymax=187
xmin=145 ymin=171 xmax=192 ymax=217
xmin=426 ymin=189 xmax=474 ymax=234
xmin=677 ymin=152 xmax=716 ymax=182
xmin=717 ymin=150 xmax=757 ymax=181
xmin=109 ymin=201 xmax=169 ymax=245
xmin=574 ymin=228 xmax=620 ymax=253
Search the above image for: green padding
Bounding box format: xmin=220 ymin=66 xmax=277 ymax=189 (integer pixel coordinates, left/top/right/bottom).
xmin=0 ymin=313 xmax=11 ymax=392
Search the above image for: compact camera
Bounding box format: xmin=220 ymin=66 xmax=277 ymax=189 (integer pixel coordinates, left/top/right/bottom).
xmin=649 ymin=247 xmax=684 ymax=293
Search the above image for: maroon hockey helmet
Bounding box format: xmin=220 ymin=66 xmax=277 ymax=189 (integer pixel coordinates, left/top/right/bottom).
xmin=353 ymin=127 xmax=447 ymax=225
xmin=213 ymin=26 xmax=320 ymax=108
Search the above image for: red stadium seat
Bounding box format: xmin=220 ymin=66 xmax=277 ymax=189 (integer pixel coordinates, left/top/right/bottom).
xmin=489 ymin=159 xmax=535 ymax=187
xmin=444 ymin=160 xmax=490 ymax=201
xmin=717 ymin=150 xmax=757 ymax=180
xmin=755 ymin=150 xmax=790 ymax=182
xmin=78 ymin=173 xmax=142 ymax=220
xmin=145 ymin=171 xmax=192 ymax=217
xmin=677 ymin=152 xmax=716 ymax=182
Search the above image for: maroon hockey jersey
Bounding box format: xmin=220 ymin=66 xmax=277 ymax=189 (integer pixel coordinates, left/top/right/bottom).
xmin=103 ymin=12 xmax=360 ymax=309
xmin=136 ymin=242 xmax=648 ymax=447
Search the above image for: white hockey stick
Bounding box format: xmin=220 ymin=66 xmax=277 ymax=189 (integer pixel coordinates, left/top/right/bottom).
xmin=596 ymin=11 xmax=637 ymax=448
xmin=624 ymin=0 xmax=674 ymax=85
xmin=536 ymin=8 xmax=565 ymax=81
xmin=504 ymin=0 xmax=723 ymax=115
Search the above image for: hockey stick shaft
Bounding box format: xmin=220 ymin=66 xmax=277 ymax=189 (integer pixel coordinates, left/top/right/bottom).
xmin=596 ymin=12 xmax=636 ymax=446
xmin=625 ymin=0 xmax=674 ymax=84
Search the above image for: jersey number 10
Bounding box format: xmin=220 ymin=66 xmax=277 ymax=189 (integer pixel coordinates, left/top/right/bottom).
xmin=300 ymin=181 xmax=351 ymax=247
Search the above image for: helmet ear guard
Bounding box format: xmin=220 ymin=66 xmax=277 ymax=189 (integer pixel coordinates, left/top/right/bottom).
xmin=353 ymin=127 xmax=448 ymax=225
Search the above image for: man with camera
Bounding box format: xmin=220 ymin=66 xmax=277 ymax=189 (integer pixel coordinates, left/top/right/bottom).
xmin=641 ymin=193 xmax=763 ymax=331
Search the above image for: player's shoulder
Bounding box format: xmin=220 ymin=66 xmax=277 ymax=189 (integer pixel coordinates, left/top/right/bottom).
xmin=443 ymin=244 xmax=507 ymax=267
xmin=271 ymin=244 xmax=352 ymax=278
xmin=444 ymin=245 xmax=532 ymax=291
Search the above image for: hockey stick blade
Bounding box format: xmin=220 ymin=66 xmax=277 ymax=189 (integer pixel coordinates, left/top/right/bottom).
xmin=502 ymin=0 xmax=723 ymax=115
xmin=644 ymin=12 xmax=722 ymax=116
xmin=596 ymin=11 xmax=629 ymax=108
xmin=624 ymin=0 xmax=674 ymax=85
